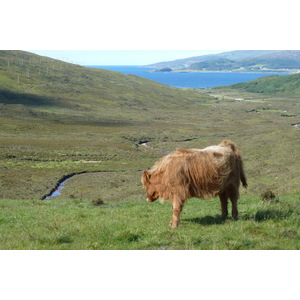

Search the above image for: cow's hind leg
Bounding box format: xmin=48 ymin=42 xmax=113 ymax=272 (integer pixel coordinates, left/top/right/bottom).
xmin=229 ymin=188 xmax=239 ymax=220
xmin=169 ymin=199 xmax=184 ymax=229
xmin=219 ymin=192 xmax=228 ymax=219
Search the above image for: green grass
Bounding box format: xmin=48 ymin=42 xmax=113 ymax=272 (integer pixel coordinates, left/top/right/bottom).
xmin=0 ymin=194 xmax=299 ymax=249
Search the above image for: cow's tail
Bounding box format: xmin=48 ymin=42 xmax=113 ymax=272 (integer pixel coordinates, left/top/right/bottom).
xmin=239 ymin=159 xmax=248 ymax=188
xmin=219 ymin=140 xmax=248 ymax=188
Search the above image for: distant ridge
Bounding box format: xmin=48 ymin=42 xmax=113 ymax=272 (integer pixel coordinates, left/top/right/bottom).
xmin=146 ymin=50 xmax=300 ymax=72
xmin=145 ymin=50 xmax=278 ymax=69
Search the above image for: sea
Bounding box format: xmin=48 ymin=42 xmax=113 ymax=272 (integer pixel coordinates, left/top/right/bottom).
xmin=86 ymin=65 xmax=288 ymax=89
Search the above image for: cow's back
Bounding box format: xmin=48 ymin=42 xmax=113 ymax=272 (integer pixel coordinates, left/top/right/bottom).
xmin=181 ymin=147 xmax=235 ymax=198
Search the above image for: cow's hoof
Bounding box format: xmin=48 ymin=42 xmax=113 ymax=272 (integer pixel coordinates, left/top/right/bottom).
xmin=169 ymin=221 xmax=179 ymax=229
xmin=221 ymin=214 xmax=228 ymax=220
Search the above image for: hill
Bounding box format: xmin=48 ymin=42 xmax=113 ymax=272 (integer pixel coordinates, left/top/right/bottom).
xmin=219 ymin=72 xmax=300 ymax=94
xmin=0 ymin=50 xmax=210 ymax=115
xmin=146 ymin=50 xmax=278 ymax=69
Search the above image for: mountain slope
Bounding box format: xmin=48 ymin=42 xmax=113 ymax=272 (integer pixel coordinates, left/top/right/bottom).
xmin=0 ymin=51 xmax=210 ymax=119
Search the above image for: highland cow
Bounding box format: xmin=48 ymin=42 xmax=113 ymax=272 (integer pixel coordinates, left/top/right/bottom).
xmin=141 ymin=140 xmax=247 ymax=228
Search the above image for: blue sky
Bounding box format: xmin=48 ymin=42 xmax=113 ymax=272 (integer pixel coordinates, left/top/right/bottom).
xmin=28 ymin=50 xmax=227 ymax=65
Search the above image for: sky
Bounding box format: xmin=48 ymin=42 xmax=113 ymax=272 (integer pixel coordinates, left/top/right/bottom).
xmin=27 ymin=50 xmax=227 ymax=66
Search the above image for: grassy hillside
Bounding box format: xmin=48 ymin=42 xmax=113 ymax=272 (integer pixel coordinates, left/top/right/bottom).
xmin=0 ymin=50 xmax=211 ymax=112
xmin=220 ymin=72 xmax=300 ymax=95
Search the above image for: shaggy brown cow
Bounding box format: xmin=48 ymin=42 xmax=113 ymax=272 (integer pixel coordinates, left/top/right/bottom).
xmin=141 ymin=140 xmax=247 ymax=228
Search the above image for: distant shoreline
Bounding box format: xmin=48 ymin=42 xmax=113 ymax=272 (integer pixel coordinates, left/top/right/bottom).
xmin=86 ymin=65 xmax=298 ymax=74
xmin=149 ymin=69 xmax=297 ymax=74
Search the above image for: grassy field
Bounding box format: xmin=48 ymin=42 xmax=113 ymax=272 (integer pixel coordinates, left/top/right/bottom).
xmin=0 ymin=51 xmax=299 ymax=250
xmin=0 ymin=194 xmax=299 ymax=250
xmin=2 ymin=88 xmax=299 ymax=200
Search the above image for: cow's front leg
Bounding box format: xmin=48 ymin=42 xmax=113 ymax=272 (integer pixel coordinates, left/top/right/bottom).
xmin=169 ymin=200 xmax=183 ymax=229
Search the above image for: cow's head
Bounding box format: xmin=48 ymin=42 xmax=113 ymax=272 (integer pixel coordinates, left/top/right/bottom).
xmin=141 ymin=170 xmax=160 ymax=202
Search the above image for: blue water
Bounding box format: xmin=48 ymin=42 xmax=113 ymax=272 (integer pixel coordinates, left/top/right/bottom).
xmin=45 ymin=179 xmax=67 ymax=199
xmin=86 ymin=65 xmax=288 ymax=88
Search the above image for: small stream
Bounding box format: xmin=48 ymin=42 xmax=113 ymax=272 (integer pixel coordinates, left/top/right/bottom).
xmin=42 ymin=173 xmax=80 ymax=200
xmin=44 ymin=181 xmax=66 ymax=199
xmin=41 ymin=169 xmax=141 ymax=200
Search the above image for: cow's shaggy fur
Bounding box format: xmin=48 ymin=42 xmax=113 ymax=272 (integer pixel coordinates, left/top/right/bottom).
xmin=141 ymin=140 xmax=247 ymax=228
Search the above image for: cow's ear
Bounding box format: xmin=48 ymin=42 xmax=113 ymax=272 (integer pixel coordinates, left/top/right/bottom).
xmin=143 ymin=170 xmax=150 ymax=182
